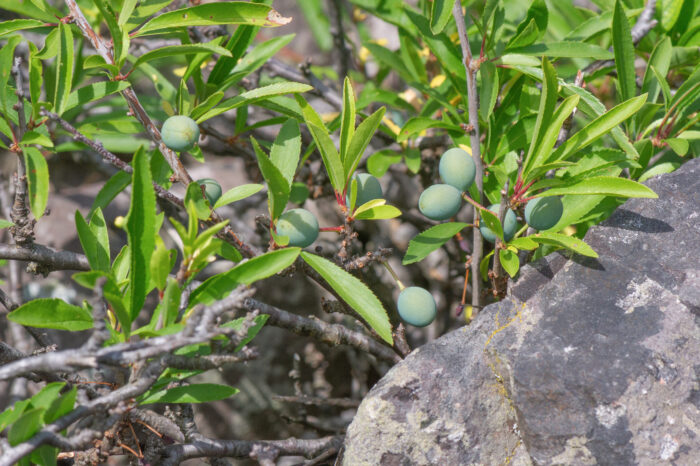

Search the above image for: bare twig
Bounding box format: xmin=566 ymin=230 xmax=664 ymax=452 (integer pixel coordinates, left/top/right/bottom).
xmin=0 ymin=243 xmax=90 ymax=271
xmin=453 ymin=2 xmax=485 ymax=312
xmin=245 ymin=298 xmax=402 ymax=364
xmin=272 ymin=394 xmax=360 ymax=408
xmin=161 ymin=435 xmax=343 ymax=465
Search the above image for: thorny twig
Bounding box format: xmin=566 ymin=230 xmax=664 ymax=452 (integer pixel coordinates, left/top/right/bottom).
xmin=453 ymin=1 xmax=485 ymax=313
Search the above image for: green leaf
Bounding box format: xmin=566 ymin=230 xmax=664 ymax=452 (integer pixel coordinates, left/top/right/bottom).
xmin=185 ymin=181 xmax=212 ymax=220
xmin=530 ymin=232 xmax=598 ymax=257
xmin=509 ymin=236 xmax=539 ymax=250
xmin=0 ymin=400 xmax=30 ymax=433
xmin=221 ymin=314 xmax=269 ymax=351
xmin=0 ymin=19 xmax=45 ymax=37
xmin=295 ymin=95 xmax=345 ymax=192
xmin=0 ymin=219 xmax=13 ymax=229
xmin=139 ymin=383 xmax=238 ymax=404
xmin=44 ymin=386 xmax=76 ymax=423
xmin=64 ymin=81 xmax=131 ymax=113
xmin=208 ymin=22 xmax=260 ymax=85
xmin=21 ymin=130 xmax=53 ymax=148
xmin=54 ymin=22 xmax=74 ymax=116
xmin=0 ymin=36 xmax=22 ymax=116
xmin=548 ymin=94 xmax=647 ymax=164
xmin=430 ymin=0 xmax=453 ymax=34
xmin=534 ymin=176 xmax=657 ymax=198
xmin=397 ymin=117 xmax=460 ymax=143
xmin=507 ymin=0 xmax=548 ymax=49
xmin=119 ymin=0 xmax=139 ymax=26
xmin=507 ymin=41 xmax=613 ymax=59
xmin=126 ymin=148 xmax=156 ymax=325
xmin=354 ymin=205 xmax=401 ymax=220
xmin=660 ymin=0 xmax=684 ymax=30
xmin=665 ymin=138 xmax=689 ymax=156
xmin=641 ymin=38 xmax=672 ymax=105
xmin=132 ymin=42 xmax=232 ymax=69
xmin=403 ymin=222 xmax=468 ymax=265
xmin=480 ymin=208 xmax=504 ymax=241
xmin=8 ymin=408 xmax=44 ymax=446
xmin=270 ymin=119 xmax=301 ymax=186
xmin=479 ymin=60 xmax=499 ymax=120
xmin=213 ymin=184 xmax=264 ymax=209
xmin=367 ymin=149 xmax=402 ymax=177
xmin=216 ymin=34 xmax=295 ymax=91
xmin=22 ymin=147 xmax=49 ymax=220
xmin=150 ymin=241 xmax=173 ymax=292
xmin=297 ymin=0 xmax=332 ymax=50
xmin=136 ymin=2 xmax=291 ymax=35
xmin=89 ymin=170 xmax=132 ymax=219
xmin=189 ymin=248 xmax=301 ymax=308
xmin=499 ymin=249 xmax=520 ymax=278
xmin=301 ymin=252 xmax=393 ymax=344
xmin=340 ymin=77 xmax=356 ymax=165
xmin=75 ymin=209 xmax=110 ymax=272
xmin=612 ymin=0 xmax=635 ymax=103
xmin=8 ymin=298 xmax=93 ymax=331
xmin=638 ymin=161 xmax=680 ymax=182
xmin=74 ymin=271 xmax=130 ymax=334
xmin=0 ymin=0 xmax=60 ymax=22
xmin=251 ymin=137 xmax=290 ymax=221
xmin=197 ymin=82 xmax=312 ymax=123
xmin=523 ymin=94 xmax=579 ymax=179
xmin=523 ymin=58 xmax=557 ymax=170
xmin=344 ymin=107 xmax=386 ymax=179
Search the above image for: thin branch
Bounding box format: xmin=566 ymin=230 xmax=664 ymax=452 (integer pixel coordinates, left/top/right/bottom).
xmin=453 ymin=1 xmax=485 ymax=312
xmin=161 ymin=435 xmax=343 ymax=465
xmin=0 ymin=243 xmax=90 ymax=271
xmin=245 ymin=298 xmax=402 ymax=364
xmin=272 ymin=394 xmax=360 ymax=408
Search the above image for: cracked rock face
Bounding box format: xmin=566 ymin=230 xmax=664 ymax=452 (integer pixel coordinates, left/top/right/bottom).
xmin=342 ymin=158 xmax=700 ymax=465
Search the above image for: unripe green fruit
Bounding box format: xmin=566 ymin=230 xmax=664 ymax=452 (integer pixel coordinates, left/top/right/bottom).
xmin=524 ymin=196 xmax=563 ymax=231
xmin=439 ymin=147 xmax=476 ymax=192
xmin=479 ymin=203 xmax=518 ymax=243
xmin=397 ymin=286 xmax=436 ymax=327
xmin=161 ymin=115 xmax=200 ymax=152
xmin=418 ymin=184 xmax=462 ymax=221
xmin=275 ymin=208 xmax=319 ymax=248
xmin=347 ymin=173 xmax=383 ymax=208
xmin=196 ymin=178 xmax=222 ymax=206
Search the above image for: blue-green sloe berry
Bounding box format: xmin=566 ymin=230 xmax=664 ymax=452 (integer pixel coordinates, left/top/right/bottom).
xmin=479 ymin=203 xmax=518 ymax=243
xmin=196 ymin=178 xmax=222 ymax=206
xmin=161 ymin=115 xmax=200 ymax=152
xmin=439 ymin=147 xmax=476 ymax=192
xmin=347 ymin=173 xmax=383 ymax=208
xmin=418 ymin=184 xmax=462 ymax=221
xmin=524 ymin=196 xmax=563 ymax=231
xmin=397 ymin=286 xmax=436 ymax=327
xmin=275 ymin=208 xmax=319 ymax=248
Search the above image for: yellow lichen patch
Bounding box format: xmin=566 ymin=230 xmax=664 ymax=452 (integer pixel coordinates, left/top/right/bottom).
xmin=483 ymin=303 xmax=525 ymax=349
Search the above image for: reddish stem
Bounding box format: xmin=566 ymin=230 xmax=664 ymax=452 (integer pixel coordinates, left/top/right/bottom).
xmin=319 ymin=226 xmax=343 ymax=233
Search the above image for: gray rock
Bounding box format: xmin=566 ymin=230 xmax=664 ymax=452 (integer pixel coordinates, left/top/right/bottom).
xmin=343 ymin=158 xmax=700 ymax=465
